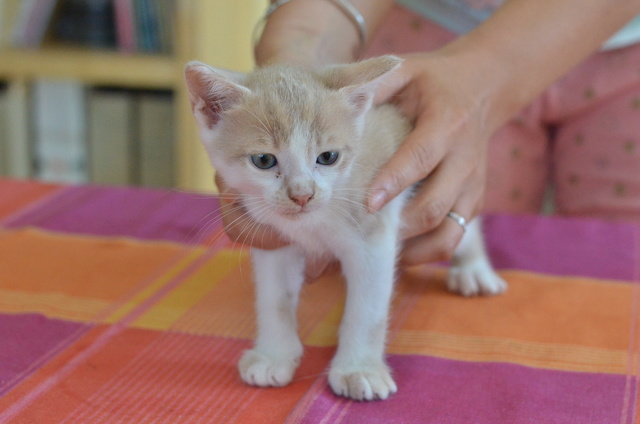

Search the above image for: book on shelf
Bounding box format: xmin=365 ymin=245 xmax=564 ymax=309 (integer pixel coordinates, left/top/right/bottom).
xmin=87 ymin=87 xmax=137 ymax=186
xmin=32 ymin=78 xmax=87 ymax=183
xmin=138 ymin=90 xmax=174 ymax=187
xmin=2 ymin=82 xmax=31 ymax=178
xmin=0 ymin=0 xmax=20 ymax=49
xmin=5 ymin=80 xmax=174 ymax=187
xmin=0 ymin=0 xmax=174 ymax=53
xmin=53 ymin=0 xmax=116 ymax=49
xmin=86 ymin=88 xmax=174 ymax=187
xmin=115 ymin=0 xmax=174 ymax=54
xmin=0 ymin=83 xmax=7 ymax=176
xmin=113 ymin=0 xmax=136 ymax=53
xmin=11 ymin=0 xmax=59 ymax=49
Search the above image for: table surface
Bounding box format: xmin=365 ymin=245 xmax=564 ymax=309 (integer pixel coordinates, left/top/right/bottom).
xmin=0 ymin=178 xmax=639 ymax=424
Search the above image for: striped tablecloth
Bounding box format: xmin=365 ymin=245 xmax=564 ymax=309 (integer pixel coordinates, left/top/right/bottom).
xmin=0 ymin=178 xmax=639 ymax=423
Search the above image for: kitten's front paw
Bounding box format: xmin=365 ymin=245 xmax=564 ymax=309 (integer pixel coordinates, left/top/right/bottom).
xmin=328 ymin=361 xmax=397 ymax=401
xmin=238 ymin=349 xmax=300 ymax=387
xmin=447 ymin=258 xmax=507 ymax=297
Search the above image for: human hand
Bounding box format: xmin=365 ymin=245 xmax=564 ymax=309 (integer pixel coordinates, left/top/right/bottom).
xmin=369 ymin=52 xmax=499 ymax=266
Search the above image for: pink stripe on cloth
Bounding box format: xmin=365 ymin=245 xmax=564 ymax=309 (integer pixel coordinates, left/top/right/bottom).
xmin=483 ymin=214 xmax=639 ymax=281
xmin=4 ymin=185 xmax=223 ymax=246
xmin=0 ymin=314 xmax=90 ymax=397
xmin=296 ymin=355 xmax=626 ymax=424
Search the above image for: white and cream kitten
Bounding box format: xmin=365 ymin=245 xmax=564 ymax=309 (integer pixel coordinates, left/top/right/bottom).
xmin=185 ymin=56 xmax=506 ymax=401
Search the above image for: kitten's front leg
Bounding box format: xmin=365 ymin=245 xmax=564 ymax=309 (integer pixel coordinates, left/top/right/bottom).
xmin=239 ymin=246 xmax=305 ymax=387
xmin=329 ymin=226 xmax=399 ymax=401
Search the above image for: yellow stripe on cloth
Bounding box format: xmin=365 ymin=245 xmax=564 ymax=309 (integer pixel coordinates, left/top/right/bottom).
xmin=105 ymin=248 xmax=207 ymax=325
xmin=0 ymin=289 xmax=110 ymax=322
xmin=132 ymin=250 xmax=253 ymax=332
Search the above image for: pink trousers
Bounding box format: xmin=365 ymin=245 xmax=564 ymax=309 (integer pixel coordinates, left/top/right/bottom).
xmin=366 ymin=5 xmax=640 ymax=221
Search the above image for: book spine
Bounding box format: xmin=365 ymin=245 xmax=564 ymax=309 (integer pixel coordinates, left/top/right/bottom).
xmin=4 ymin=81 xmax=31 ymax=178
xmin=23 ymin=0 xmax=58 ymax=48
xmin=88 ymin=88 xmax=137 ymax=186
xmin=138 ymin=91 xmax=174 ymax=187
xmin=114 ymin=0 xmax=136 ymax=53
xmin=0 ymin=84 xmax=8 ymax=176
xmin=11 ymin=0 xmax=36 ymax=48
xmin=32 ymin=79 xmax=88 ymax=184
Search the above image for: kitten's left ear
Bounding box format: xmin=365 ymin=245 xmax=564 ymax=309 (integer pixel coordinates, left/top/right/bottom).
xmin=321 ymin=55 xmax=403 ymax=115
xmin=184 ymin=61 xmax=250 ymax=130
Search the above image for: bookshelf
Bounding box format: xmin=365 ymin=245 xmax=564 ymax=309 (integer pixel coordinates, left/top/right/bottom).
xmin=0 ymin=0 xmax=266 ymax=192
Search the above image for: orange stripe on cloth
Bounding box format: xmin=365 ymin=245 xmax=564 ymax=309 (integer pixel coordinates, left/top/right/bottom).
xmin=0 ymin=229 xmax=196 ymax=323
xmin=387 ymin=268 xmax=634 ymax=374
xmin=0 ymin=179 xmax=61 ymax=221
xmin=304 ymin=267 xmax=637 ymax=374
xmin=394 ymin=269 xmax=633 ymax=350
xmin=1 ymin=327 xmax=334 ymax=424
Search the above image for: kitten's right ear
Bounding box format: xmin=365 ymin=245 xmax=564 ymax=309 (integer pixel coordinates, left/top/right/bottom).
xmin=184 ymin=61 xmax=250 ymax=129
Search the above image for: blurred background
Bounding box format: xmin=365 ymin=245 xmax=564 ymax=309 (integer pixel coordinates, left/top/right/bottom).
xmin=0 ymin=0 xmax=265 ymax=192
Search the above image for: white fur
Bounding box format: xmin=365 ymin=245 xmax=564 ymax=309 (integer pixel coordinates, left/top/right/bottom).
xmin=184 ymin=57 xmax=507 ymax=401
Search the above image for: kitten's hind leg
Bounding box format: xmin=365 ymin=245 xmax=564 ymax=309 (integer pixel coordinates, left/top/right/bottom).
xmin=239 ymin=246 xmax=305 ymax=387
xmin=447 ymin=218 xmax=507 ymax=297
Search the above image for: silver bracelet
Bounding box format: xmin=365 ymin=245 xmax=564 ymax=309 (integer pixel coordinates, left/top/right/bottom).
xmin=253 ymin=0 xmax=368 ymax=57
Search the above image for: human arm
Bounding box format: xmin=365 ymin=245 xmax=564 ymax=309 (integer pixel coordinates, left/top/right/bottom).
xmin=255 ymin=0 xmax=394 ymax=66
xmin=223 ymin=0 xmax=640 ymax=267
xmin=369 ymin=0 xmax=640 ymax=265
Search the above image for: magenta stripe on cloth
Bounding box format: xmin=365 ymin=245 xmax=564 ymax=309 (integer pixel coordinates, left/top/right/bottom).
xmin=4 ymin=185 xmax=223 ymax=245
xmin=0 ymin=314 xmax=91 ymax=396
xmin=296 ymin=355 xmax=625 ymax=424
xmin=483 ymin=214 xmax=637 ymax=281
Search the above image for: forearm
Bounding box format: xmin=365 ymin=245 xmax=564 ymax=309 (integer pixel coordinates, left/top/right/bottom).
xmin=255 ymin=0 xmax=394 ymax=67
xmin=441 ymin=0 xmax=640 ymax=130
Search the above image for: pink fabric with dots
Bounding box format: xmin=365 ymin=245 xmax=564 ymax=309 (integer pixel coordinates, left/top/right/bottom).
xmin=366 ymin=5 xmax=640 ymax=221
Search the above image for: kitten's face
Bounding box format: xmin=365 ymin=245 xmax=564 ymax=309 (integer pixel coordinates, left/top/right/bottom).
xmin=212 ymin=79 xmax=360 ymax=220
xmin=185 ymin=57 xmax=401 ymax=222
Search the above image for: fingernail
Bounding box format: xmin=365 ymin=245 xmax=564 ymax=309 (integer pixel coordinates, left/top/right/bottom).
xmin=369 ymin=189 xmax=387 ymax=213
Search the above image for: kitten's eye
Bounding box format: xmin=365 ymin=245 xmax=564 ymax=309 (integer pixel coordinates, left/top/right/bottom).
xmin=316 ymin=151 xmax=339 ymax=166
xmin=251 ymin=154 xmax=278 ymax=170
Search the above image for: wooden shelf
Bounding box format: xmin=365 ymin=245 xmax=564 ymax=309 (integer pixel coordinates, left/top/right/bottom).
xmin=0 ymin=47 xmax=177 ymax=89
xmin=0 ymin=0 xmax=267 ymax=192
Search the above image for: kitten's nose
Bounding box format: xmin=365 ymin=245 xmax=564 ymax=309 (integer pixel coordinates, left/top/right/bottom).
xmin=289 ymin=193 xmax=314 ymax=207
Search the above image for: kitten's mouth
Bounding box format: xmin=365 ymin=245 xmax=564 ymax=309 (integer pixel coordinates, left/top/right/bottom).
xmin=279 ymin=205 xmax=315 ymax=219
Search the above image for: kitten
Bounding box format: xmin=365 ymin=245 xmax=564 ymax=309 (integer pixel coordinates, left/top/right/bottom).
xmin=184 ymin=56 xmax=507 ymax=401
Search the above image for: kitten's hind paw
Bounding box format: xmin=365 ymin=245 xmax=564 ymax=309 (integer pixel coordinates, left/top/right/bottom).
xmin=238 ymin=349 xmax=300 ymax=387
xmin=447 ymin=258 xmax=507 ymax=297
xmin=328 ymin=362 xmax=397 ymax=401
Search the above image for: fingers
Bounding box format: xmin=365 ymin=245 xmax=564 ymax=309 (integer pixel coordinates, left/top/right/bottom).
xmin=368 ymin=120 xmax=445 ymax=213
xmin=215 ymin=173 xmax=288 ymax=250
xmin=400 ymin=197 xmax=475 ymax=267
xmin=401 ymin=153 xmax=484 ymax=239
xmin=398 ymin=155 xmax=484 ymax=267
